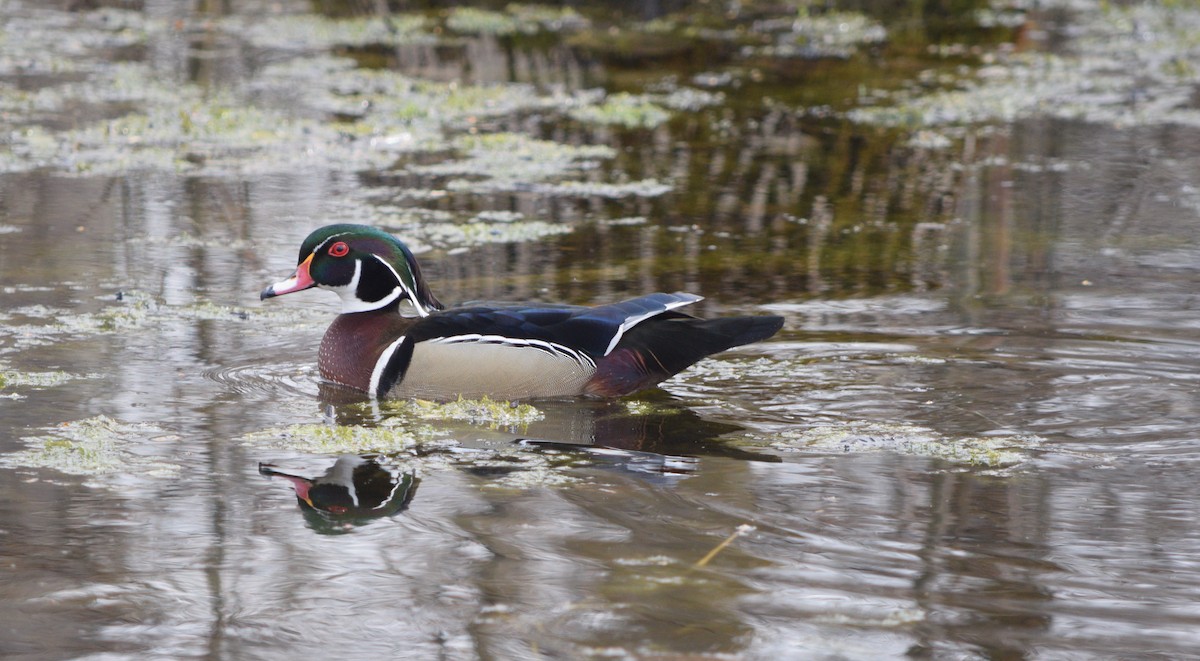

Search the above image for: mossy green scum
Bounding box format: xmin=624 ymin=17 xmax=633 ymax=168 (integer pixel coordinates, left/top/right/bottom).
xmin=380 ymin=396 xmax=545 ymax=430
xmin=3 ymin=416 xmax=181 ymax=481
xmin=749 ymin=421 xmax=1043 ymax=468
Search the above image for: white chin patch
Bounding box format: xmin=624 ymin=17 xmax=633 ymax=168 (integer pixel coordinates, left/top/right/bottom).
xmin=336 ymin=285 xmax=404 ymax=313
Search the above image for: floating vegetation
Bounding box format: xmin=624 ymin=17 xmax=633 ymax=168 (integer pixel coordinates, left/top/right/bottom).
xmin=2 ymin=416 xmax=181 ymax=483
xmin=746 ymin=421 xmax=1042 ymax=468
xmin=622 ymin=400 xmax=683 ymax=416
xmin=416 ymin=219 xmax=574 ymax=247
xmin=445 ymin=5 xmax=590 ymax=36
xmin=0 ymin=367 xmax=82 ymax=391
xmin=308 ymin=202 xmax=574 ymax=252
xmin=849 ymin=2 xmax=1200 ymax=130
xmin=600 ymin=216 xmax=649 ymax=226
xmin=5 ymin=291 xmax=324 ymax=345
xmin=470 ymin=453 xmax=586 ymax=489
xmin=0 ymin=0 xmax=674 ymax=244
xmin=379 ymin=396 xmax=545 ymax=430
xmin=244 ymin=422 xmax=449 ymax=455
xmin=243 ymin=419 xmax=586 ymax=489
xmin=530 ymin=178 xmax=673 ymax=198
xmin=413 ymin=132 xmax=613 ymax=180
xmin=227 ymin=13 xmax=434 ymax=50
xmin=506 ymin=4 xmax=590 ymax=32
xmin=750 ymin=11 xmax=887 ymax=59
xmin=445 ymin=7 xmax=522 ymax=36
xmin=655 ymin=87 xmax=724 ymax=112
xmin=568 ymin=92 xmax=672 ymax=128
xmin=409 ymin=132 xmax=649 ymax=197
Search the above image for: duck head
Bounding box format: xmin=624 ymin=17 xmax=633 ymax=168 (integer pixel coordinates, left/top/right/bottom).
xmin=260 ymin=224 xmax=442 ymax=316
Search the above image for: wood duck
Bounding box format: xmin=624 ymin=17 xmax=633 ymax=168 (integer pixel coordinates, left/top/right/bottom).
xmin=261 ymin=224 xmax=783 ymax=400
xmin=259 ymin=456 xmax=418 ymax=524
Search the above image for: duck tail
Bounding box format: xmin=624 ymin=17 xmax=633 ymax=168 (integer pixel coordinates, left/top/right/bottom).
xmin=586 ymin=314 xmax=783 ymax=397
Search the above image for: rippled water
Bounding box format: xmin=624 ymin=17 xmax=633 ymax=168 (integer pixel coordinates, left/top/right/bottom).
xmin=4 ymin=1 xmax=1200 ymax=659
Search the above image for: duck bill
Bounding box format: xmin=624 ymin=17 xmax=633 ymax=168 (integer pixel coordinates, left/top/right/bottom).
xmin=259 ymin=464 xmax=315 ymax=506
xmin=260 ymin=253 xmax=315 ymax=300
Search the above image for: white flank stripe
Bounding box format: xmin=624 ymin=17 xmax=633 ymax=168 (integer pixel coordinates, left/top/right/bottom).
xmin=429 ymin=334 xmax=596 ymax=368
xmin=370 ymin=336 xmax=407 ymax=397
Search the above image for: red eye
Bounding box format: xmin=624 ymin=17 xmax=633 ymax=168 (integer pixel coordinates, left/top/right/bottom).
xmin=328 ymin=241 xmax=350 ymax=257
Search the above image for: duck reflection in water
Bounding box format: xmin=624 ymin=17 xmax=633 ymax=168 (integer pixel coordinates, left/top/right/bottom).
xmin=259 ymin=455 xmax=418 ymax=534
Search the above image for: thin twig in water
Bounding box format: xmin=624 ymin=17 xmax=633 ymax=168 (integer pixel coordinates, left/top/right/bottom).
xmin=694 ymin=524 xmax=756 ymax=568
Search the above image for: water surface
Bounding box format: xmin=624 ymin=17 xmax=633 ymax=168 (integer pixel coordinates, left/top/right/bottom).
xmin=3 ymin=1 xmax=1200 ymax=659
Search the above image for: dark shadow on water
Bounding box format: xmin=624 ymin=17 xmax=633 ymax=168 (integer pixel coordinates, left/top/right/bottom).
xmin=259 ymin=455 xmax=419 ymax=535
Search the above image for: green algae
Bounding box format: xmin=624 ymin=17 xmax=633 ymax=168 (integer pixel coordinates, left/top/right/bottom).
xmin=505 ymin=4 xmax=589 ymax=32
xmin=622 ymin=400 xmax=683 ymax=416
xmin=473 ymin=457 xmax=585 ymax=489
xmin=0 ymin=368 xmax=80 ymax=390
xmin=568 ymin=93 xmax=672 ymax=128
xmin=407 ymin=132 xmax=665 ymax=199
xmin=412 ymin=132 xmax=614 ymax=179
xmin=7 ymin=291 xmax=324 ymax=345
xmin=530 ymin=179 xmax=673 ymax=198
xmin=745 ymin=421 xmax=1042 ymax=468
xmin=754 ymin=11 xmax=887 ymax=59
xmin=421 ymin=219 xmax=574 ymax=247
xmin=446 ymin=8 xmax=523 ymax=36
xmin=381 ymin=396 xmax=545 ymax=430
xmin=332 ymin=204 xmax=574 ymax=250
xmin=244 ymin=422 xmax=449 ymax=455
xmin=849 ymin=2 xmax=1200 ymax=131
xmin=2 ymin=416 xmax=181 ymax=483
xmin=228 ymin=13 xmax=435 ymax=50
xmin=0 ymin=3 xmax=666 ymax=203
xmin=242 ymin=418 xmax=586 ymax=489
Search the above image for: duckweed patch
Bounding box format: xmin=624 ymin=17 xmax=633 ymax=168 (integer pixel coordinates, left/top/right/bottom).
xmin=0 ymin=368 xmax=83 ymax=391
xmin=622 ymin=400 xmax=682 ymax=416
xmin=410 ymin=132 xmax=615 ymax=188
xmin=244 ymin=420 xmax=585 ymax=488
xmin=347 ymin=205 xmax=575 ymax=249
xmin=243 ymin=422 xmax=450 ymax=455
xmin=472 ymin=455 xmax=586 ymax=489
xmin=530 ymin=178 xmax=673 ymax=198
xmin=445 ymin=8 xmax=522 ymax=36
xmin=568 ymin=93 xmax=672 ymax=128
xmin=505 ymin=4 xmax=589 ymax=32
xmin=445 ymin=5 xmax=589 ymax=36
xmin=422 ymin=219 xmax=575 ymax=247
xmin=849 ymin=3 xmax=1200 ymax=130
xmin=747 ymin=421 xmax=1042 ymax=468
xmin=227 ymin=13 xmax=435 ymax=50
xmin=6 ymin=290 xmax=325 ymax=344
xmin=381 ymin=396 xmax=545 ymax=430
xmin=752 ymin=11 xmax=887 ymax=59
xmin=2 ymin=416 xmax=181 ymax=483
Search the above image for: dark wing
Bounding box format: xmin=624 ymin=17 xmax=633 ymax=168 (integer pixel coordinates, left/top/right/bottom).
xmin=407 ymin=292 xmax=702 ymax=358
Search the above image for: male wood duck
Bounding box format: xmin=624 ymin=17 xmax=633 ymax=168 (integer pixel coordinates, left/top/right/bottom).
xmin=261 ymin=224 xmax=783 ymax=400
xmin=260 ymin=455 xmax=418 ymax=520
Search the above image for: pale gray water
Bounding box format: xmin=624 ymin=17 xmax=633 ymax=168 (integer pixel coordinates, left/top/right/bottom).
xmin=3 ymin=1 xmax=1200 ymax=659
